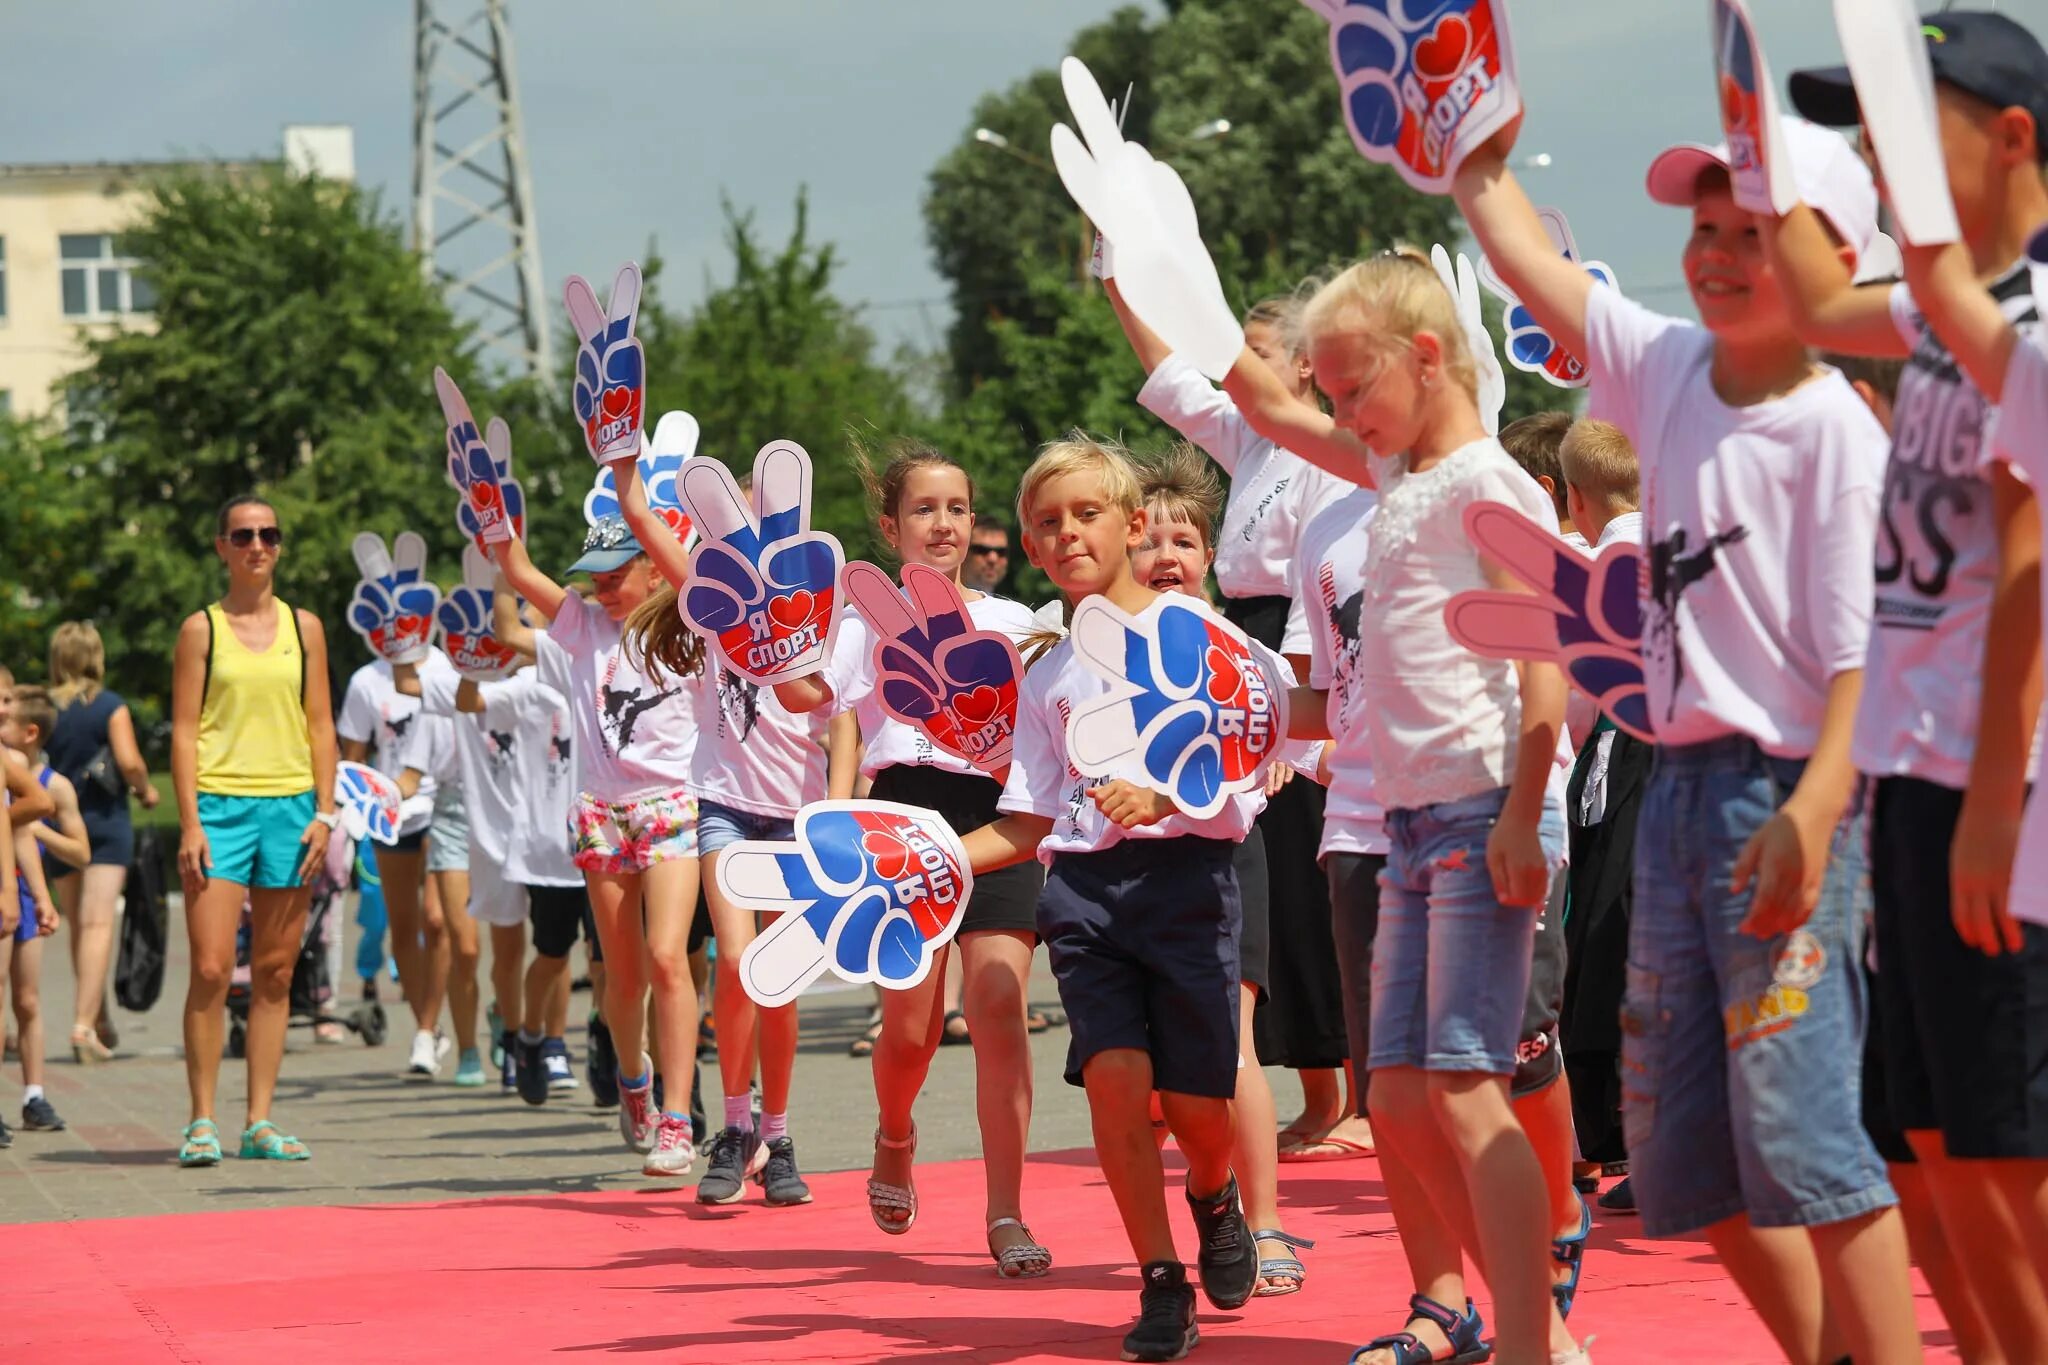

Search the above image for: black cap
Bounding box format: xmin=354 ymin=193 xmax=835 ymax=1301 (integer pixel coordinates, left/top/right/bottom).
xmin=1789 ymin=10 xmax=2048 ymax=153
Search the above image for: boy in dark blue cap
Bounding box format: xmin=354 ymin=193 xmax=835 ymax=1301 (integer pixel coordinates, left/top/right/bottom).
xmin=1762 ymin=12 xmax=2048 ymax=1362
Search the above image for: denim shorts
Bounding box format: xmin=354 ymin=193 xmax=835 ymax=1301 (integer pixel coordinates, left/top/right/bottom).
xmin=694 ymin=799 xmax=795 ymax=858
xmin=1623 ymin=735 xmax=1893 ymax=1238
xmin=427 ymin=789 xmax=470 ymax=874
xmin=1368 ymin=787 xmax=1564 ymax=1078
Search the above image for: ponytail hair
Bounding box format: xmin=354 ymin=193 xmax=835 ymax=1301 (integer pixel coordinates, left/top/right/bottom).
xmin=621 ymin=583 xmax=705 ymax=683
xmin=1139 ymin=443 xmax=1224 ymax=551
xmin=1299 ymin=247 xmax=1477 ymax=401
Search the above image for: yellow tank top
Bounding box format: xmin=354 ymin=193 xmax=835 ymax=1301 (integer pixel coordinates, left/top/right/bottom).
xmin=197 ymin=599 xmax=315 ymax=797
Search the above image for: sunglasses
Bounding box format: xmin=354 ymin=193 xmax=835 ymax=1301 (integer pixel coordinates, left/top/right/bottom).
xmin=969 ymin=543 xmax=1009 ymax=557
xmin=226 ymin=526 xmax=284 ymax=548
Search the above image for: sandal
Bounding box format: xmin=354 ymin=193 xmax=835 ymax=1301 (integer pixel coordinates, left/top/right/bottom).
xmin=987 ymin=1216 xmax=1052 ymax=1279
xmin=1252 ymin=1228 xmax=1314 ymax=1297
xmin=178 ymin=1118 xmax=223 ymax=1168
xmin=1551 ymin=1193 xmax=1593 ymax=1319
xmin=1348 ymin=1293 xmax=1491 ymax=1364
xmin=940 ymin=1009 xmax=970 ymax=1046
xmin=1026 ymin=1008 xmax=1065 ymax=1034
xmin=71 ymin=1025 xmax=114 ymax=1065
xmin=848 ymin=1013 xmax=884 ymax=1059
xmin=238 ymin=1120 xmax=310 ymax=1161
xmin=867 ymin=1126 xmax=917 ymax=1234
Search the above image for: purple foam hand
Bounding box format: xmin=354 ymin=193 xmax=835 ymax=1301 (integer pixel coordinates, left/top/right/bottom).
xmin=843 ymin=563 xmax=1024 ymax=774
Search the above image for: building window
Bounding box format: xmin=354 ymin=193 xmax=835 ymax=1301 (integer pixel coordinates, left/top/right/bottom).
xmin=59 ymin=234 xmax=153 ymax=319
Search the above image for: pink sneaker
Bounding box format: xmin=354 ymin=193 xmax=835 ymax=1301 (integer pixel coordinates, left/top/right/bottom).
xmin=643 ymin=1114 xmax=697 ymax=1177
xmin=617 ymin=1059 xmax=658 ymax=1153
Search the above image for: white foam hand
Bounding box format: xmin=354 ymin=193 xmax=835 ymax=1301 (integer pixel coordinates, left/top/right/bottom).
xmin=1050 ymin=57 xmax=1240 ymax=380
xmin=1830 ymin=0 xmax=1959 ymax=246
xmin=1431 ymin=244 xmax=1505 ymax=436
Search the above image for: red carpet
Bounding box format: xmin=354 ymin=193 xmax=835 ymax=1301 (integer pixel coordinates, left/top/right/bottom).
xmin=4 ymin=1148 xmax=1957 ymax=1363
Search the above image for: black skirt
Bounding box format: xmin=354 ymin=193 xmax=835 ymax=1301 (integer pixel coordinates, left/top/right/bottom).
xmin=867 ymin=763 xmax=1043 ymax=937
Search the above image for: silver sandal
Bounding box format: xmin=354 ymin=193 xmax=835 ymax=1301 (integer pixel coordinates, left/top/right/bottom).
xmin=867 ymin=1126 xmax=917 ymax=1235
xmin=987 ymin=1216 xmax=1052 ymax=1279
xmin=1252 ymin=1228 xmax=1314 ymax=1296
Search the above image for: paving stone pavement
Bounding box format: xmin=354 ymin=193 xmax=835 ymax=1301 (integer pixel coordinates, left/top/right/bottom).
xmin=0 ymin=891 xmax=1313 ymax=1224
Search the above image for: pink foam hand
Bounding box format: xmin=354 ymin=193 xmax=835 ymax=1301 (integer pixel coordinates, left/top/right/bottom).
xmin=843 ymin=563 xmax=1025 ymax=774
xmin=1443 ymin=502 xmax=1653 ymax=741
xmin=565 ymin=263 xmax=646 ymax=465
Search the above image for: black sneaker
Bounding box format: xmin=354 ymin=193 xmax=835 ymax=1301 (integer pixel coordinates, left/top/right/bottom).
xmin=586 ymin=1013 xmax=619 ymax=1109
xmin=758 ymin=1136 xmax=813 ymax=1206
xmin=1598 ymin=1175 xmax=1637 ymax=1215
xmin=1186 ymin=1175 xmax=1257 ymax=1310
xmin=20 ymin=1096 xmax=64 ymax=1131
xmin=514 ymin=1035 xmax=549 ymax=1107
xmin=0 ymin=1114 xmax=12 ymax=1148
xmin=697 ymin=1126 xmax=760 ymax=1205
xmin=1122 ymin=1261 xmax=1198 ymax=1362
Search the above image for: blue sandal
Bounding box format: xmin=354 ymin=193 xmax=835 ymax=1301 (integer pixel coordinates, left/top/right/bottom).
xmin=1551 ymin=1193 xmax=1593 ymax=1319
xmin=238 ymin=1120 xmax=310 ymax=1161
xmin=1252 ymin=1228 xmax=1314 ymax=1297
xmin=1348 ymin=1293 xmax=1491 ymax=1364
xmin=178 ymin=1118 xmax=222 ymax=1168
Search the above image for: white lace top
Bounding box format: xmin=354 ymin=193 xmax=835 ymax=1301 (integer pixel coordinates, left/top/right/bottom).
xmin=1360 ymin=438 xmax=1560 ymax=812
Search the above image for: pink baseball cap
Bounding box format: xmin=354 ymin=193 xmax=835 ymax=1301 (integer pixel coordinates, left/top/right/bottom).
xmin=1645 ymin=115 xmax=1880 ymax=272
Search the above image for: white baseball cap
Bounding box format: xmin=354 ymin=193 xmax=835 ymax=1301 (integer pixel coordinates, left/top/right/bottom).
xmin=1645 ymin=115 xmax=1882 ymax=277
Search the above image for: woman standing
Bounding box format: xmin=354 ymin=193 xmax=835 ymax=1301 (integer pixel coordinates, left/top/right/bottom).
xmin=43 ymin=621 xmax=158 ymax=1062
xmin=169 ymin=496 xmax=338 ymax=1165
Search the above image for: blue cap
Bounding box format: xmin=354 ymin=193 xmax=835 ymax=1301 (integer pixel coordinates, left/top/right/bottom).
xmin=1789 ymin=11 xmax=2048 ymax=162
xmin=567 ymin=514 xmax=644 ymax=574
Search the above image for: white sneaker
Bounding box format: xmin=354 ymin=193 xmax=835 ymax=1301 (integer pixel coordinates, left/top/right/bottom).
xmin=617 ymin=1057 xmax=658 ymax=1153
xmin=642 ymin=1114 xmax=697 ymax=1177
xmin=405 ymin=1029 xmax=441 ymax=1081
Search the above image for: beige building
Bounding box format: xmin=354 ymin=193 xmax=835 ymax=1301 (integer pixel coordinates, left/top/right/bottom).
xmin=0 ymin=125 xmax=353 ymax=420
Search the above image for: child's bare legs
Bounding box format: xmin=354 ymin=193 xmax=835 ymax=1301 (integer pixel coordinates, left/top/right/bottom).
xmin=1903 ymin=1131 xmax=2045 ymax=1360
xmin=869 ymin=955 xmax=947 ymax=1221
xmin=1807 ymin=1207 xmax=1926 ymax=1365
xmin=940 ymin=942 xmax=969 ymax=1042
xmin=1282 ymin=1065 xmax=1343 ymax=1143
xmin=1230 ymin=983 xmax=1289 ymax=1286
xmin=1988 ymin=1160 xmax=2048 ymax=1288
xmin=705 ymin=864 xmax=796 ymax=1117
xmin=376 ymin=846 xmax=440 ymax=1033
xmin=435 ymin=869 xmax=479 ymax=1054
xmin=1511 ymin=1071 xmax=1588 ymax=1286
xmin=583 ymin=872 xmax=649 ymax=1073
xmin=961 ymin=930 xmax=1036 ymax=1249
xmin=489 ymin=924 xmax=525 ymax=1038
xmin=1703 ymin=1217 xmax=1828 ymax=1363
xmin=523 ymin=947 xmax=571 ymax=1046
xmin=1084 ymin=1048 xmax=1235 ymax=1265
xmin=1352 ymin=1084 xmax=1471 ymax=1365
xmin=639 ymin=857 xmax=702 ymax=1112
xmin=12 ymin=937 xmax=47 ymax=1092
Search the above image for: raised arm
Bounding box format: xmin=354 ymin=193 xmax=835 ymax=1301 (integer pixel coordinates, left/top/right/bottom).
xmin=490 ymin=570 xmax=541 ymax=659
xmin=1452 ymin=146 xmax=1594 ymax=369
xmin=612 ymin=454 xmax=692 ymax=588
xmin=1758 ymin=204 xmax=1907 ymax=357
xmin=490 ymin=535 xmax=567 ymax=626
xmin=1902 ymin=239 xmax=2021 ymax=401
xmin=1217 ymin=354 xmax=1375 ymax=486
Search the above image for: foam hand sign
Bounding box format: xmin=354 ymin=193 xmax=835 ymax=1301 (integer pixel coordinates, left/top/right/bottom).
xmin=1301 ymin=0 xmax=1521 ymax=195
xmin=722 ymin=801 xmax=975 ymax=1008
xmin=1477 ymin=210 xmax=1618 ymax=389
xmin=347 ymin=532 xmax=441 ymax=666
xmin=335 ymin=760 xmax=404 ymax=846
xmin=1444 ymin=502 xmax=1653 ymax=741
xmin=564 ymin=263 xmax=645 ymax=465
xmin=434 ymin=368 xmax=525 ymax=552
xmin=1713 ymin=0 xmax=1797 ymax=216
xmin=1066 ymin=595 xmax=1290 ymax=819
xmin=677 ymin=441 xmax=844 ymax=685
xmin=1430 ymin=244 xmax=1506 ymax=434
xmin=1049 ymin=57 xmax=1242 ymax=380
xmin=436 ymin=544 xmax=520 ymax=680
xmin=844 ymin=563 xmax=1025 ymax=774
xmin=1830 ymin=0 xmax=1959 ymax=245
xmin=582 ymin=411 xmax=698 ymax=545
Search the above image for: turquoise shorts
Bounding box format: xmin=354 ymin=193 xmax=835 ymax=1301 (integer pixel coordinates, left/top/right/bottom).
xmin=198 ymin=791 xmax=316 ymax=890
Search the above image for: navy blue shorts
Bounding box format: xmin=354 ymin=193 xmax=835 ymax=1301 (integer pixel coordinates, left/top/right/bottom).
xmin=1038 ymin=836 xmax=1242 ymax=1099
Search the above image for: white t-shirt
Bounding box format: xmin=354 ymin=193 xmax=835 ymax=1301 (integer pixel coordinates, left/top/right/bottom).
xmin=997 ymin=603 xmax=1283 ymax=860
xmin=546 ymin=595 xmax=697 ymax=804
xmin=1286 ymin=488 xmax=1389 ymax=858
xmin=1584 ymin=284 xmax=1886 ymax=756
xmin=340 ymin=653 xmax=457 ymax=834
xmin=692 ymin=663 xmax=828 ymax=819
xmin=416 ymin=669 xmax=579 ymax=887
xmin=1985 ymin=335 xmax=2048 ymax=925
xmin=1853 ymin=269 xmax=2041 ymax=787
xmin=1137 ymin=354 xmax=1351 ymax=600
xmin=824 ymin=592 xmax=1040 ymax=779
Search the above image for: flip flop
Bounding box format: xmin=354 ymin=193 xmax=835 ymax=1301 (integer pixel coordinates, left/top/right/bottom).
xmin=1279 ymin=1134 xmax=1374 ymax=1162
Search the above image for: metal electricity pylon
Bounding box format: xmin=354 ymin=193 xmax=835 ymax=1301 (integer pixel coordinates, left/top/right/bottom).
xmin=411 ymin=0 xmax=554 ymax=379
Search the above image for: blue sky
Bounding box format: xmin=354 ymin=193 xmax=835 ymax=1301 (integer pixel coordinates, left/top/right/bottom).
xmin=3 ymin=1 xmax=2042 ymax=361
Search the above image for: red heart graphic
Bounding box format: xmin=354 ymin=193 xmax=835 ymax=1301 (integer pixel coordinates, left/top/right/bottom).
xmin=396 ymin=614 xmax=428 ymax=640
xmin=1412 ymin=14 xmax=1471 ymax=80
xmin=951 ymin=684 xmax=1003 ymax=727
xmin=769 ymin=590 xmax=816 ymax=631
xmin=471 ymin=484 xmax=503 ymax=513
xmin=862 ymin=827 xmax=912 ymax=880
xmin=600 ymin=386 xmax=635 ymax=420
xmin=1205 ymin=645 xmax=1244 ymax=705
xmin=656 ymin=508 xmax=690 ymax=538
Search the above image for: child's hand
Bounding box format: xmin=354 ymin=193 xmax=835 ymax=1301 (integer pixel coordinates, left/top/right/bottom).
xmin=1733 ymin=798 xmax=1835 ymax=939
xmin=1485 ymin=812 xmax=1550 ymax=908
xmin=35 ymin=895 xmax=57 ymax=936
xmin=0 ymin=895 xmax=16 ymax=938
xmin=1089 ymin=780 xmax=1175 ymax=830
xmin=1262 ymin=760 xmax=1295 ymax=797
xmin=1950 ymin=796 xmax=2026 ymax=957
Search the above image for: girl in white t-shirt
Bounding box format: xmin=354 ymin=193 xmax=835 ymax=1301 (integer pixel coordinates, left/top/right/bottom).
xmin=492 ymin=504 xmax=706 ymax=1180
xmin=774 ymin=440 xmax=1049 ymax=1275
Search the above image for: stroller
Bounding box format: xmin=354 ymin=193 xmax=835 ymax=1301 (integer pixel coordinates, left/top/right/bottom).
xmin=224 ymin=876 xmax=388 ymax=1059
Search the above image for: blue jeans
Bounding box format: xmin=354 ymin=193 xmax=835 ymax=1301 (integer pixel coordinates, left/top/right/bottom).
xmin=1623 ymin=735 xmax=1893 ymax=1237
xmin=1369 ymin=787 xmax=1565 ymax=1077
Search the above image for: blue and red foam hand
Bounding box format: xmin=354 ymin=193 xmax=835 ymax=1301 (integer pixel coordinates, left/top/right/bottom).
xmin=434 ymin=368 xmax=525 ymax=552
xmin=436 ymin=545 xmax=521 ymax=680
xmin=676 ymin=441 xmax=844 ymax=685
xmin=844 ymin=563 xmax=1024 ymax=775
xmin=1477 ymin=209 xmax=1617 ymax=390
xmin=347 ymin=532 xmax=441 ymax=666
xmin=1065 ymin=595 xmax=1291 ymax=819
xmin=335 ymin=761 xmax=404 ymax=846
xmin=721 ymin=801 xmax=975 ymax=1008
xmin=564 ymin=263 xmax=645 ymax=465
xmin=583 ymin=410 xmax=697 ymax=544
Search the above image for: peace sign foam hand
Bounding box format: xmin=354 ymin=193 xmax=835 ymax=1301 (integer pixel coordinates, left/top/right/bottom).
xmin=723 ymin=801 xmax=975 ymax=1008
xmin=583 ymin=410 xmax=699 ymax=545
xmin=1443 ymin=501 xmax=1654 ymax=742
xmin=1429 ymin=244 xmax=1506 ymax=435
xmin=437 ymin=544 xmax=521 ymax=680
xmin=335 ymin=761 xmax=404 ymax=846
xmin=1050 ymin=57 xmax=1242 ymax=381
xmin=434 ymin=368 xmax=525 ymax=552
xmin=1301 ymin=0 xmax=1521 ymax=195
xmin=1066 ymin=594 xmax=1290 ymax=820
xmin=676 ymin=441 xmax=844 ymax=685
xmin=564 ymin=263 xmax=646 ymax=465
xmin=1711 ymin=0 xmax=1797 ymax=217
xmin=348 ymin=531 xmax=441 ymax=665
xmin=844 ymin=563 xmax=1025 ymax=774
xmin=1477 ymin=209 xmax=1618 ymax=390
